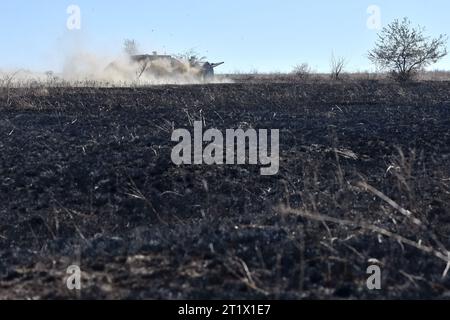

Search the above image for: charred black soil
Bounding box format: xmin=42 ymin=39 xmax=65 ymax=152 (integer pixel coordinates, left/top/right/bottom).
xmin=1 ymin=80 xmax=450 ymax=299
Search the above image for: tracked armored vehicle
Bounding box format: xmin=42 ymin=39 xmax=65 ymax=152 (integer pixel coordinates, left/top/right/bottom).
xmin=106 ymin=53 xmax=224 ymax=81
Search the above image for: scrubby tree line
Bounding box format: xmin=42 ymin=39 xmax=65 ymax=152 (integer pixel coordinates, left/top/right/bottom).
xmin=293 ymin=18 xmax=448 ymax=82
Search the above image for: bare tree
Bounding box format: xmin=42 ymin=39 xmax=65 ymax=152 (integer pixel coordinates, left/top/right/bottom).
xmin=124 ymin=39 xmax=139 ymax=56
xmin=330 ymin=53 xmax=346 ymax=80
xmin=368 ymin=18 xmax=448 ymax=81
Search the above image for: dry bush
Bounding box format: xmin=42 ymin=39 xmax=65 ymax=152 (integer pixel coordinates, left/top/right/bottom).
xmin=292 ymin=63 xmax=312 ymax=80
xmin=330 ymin=54 xmax=346 ymax=80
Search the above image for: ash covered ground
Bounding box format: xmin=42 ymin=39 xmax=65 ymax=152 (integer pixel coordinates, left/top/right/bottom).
xmin=1 ymin=80 xmax=450 ymax=299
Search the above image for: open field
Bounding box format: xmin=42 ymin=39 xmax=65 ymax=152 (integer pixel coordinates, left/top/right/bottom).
xmin=1 ymin=80 xmax=450 ymax=299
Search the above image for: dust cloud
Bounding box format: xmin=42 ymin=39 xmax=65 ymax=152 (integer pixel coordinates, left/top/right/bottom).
xmin=0 ymin=51 xmax=230 ymax=87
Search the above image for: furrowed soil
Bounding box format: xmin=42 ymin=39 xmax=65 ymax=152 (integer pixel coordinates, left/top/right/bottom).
xmin=1 ymin=80 xmax=450 ymax=299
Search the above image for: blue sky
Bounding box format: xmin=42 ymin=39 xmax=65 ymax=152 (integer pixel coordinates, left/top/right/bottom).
xmin=0 ymin=0 xmax=449 ymax=73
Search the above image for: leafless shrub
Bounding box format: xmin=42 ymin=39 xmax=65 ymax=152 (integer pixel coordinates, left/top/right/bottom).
xmin=0 ymin=71 xmax=21 ymax=107
xmin=292 ymin=63 xmax=312 ymax=80
xmin=330 ymin=54 xmax=346 ymax=80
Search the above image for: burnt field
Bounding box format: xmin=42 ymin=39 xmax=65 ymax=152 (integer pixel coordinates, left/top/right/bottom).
xmin=1 ymin=80 xmax=450 ymax=299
